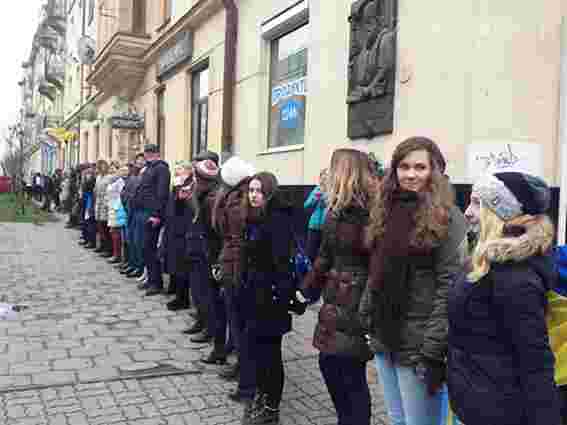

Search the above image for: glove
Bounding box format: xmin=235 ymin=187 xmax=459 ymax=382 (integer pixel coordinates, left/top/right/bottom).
xmin=288 ymin=290 xmax=308 ymax=316
xmin=414 ymin=357 xmax=446 ymax=395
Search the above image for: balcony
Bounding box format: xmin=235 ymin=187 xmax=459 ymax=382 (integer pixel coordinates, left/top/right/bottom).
xmin=87 ymin=32 xmax=152 ymax=98
xmin=45 ymin=0 xmax=66 ymax=35
xmin=36 ymin=24 xmax=59 ymax=52
xmin=45 ymin=53 xmax=65 ymax=91
xmin=38 ymin=79 xmax=56 ymax=102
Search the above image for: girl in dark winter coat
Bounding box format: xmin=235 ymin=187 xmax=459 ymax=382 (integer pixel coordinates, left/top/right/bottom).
xmin=161 ymin=162 xmax=194 ymax=311
xmin=360 ymin=137 xmax=467 ymax=425
xmin=210 ymin=156 xmax=256 ymax=393
xmin=239 ymin=172 xmax=295 ymax=425
xmin=447 ymin=172 xmax=560 ymax=425
xmin=301 ymin=148 xmax=379 ymax=425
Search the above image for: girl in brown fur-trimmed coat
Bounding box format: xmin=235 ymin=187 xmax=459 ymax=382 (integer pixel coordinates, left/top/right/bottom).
xmin=301 ymin=148 xmax=380 ymax=425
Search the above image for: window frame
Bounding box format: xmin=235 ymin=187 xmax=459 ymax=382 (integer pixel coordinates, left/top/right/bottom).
xmin=266 ymin=24 xmax=309 ymax=150
xmin=156 ymin=87 xmax=166 ymax=157
xmin=190 ymin=64 xmax=210 ymax=160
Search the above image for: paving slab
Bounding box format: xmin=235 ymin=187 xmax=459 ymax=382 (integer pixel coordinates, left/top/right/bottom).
xmin=0 ymin=220 xmax=388 ymax=424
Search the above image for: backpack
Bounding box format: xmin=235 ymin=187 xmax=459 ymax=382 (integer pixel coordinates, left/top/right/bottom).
xmin=290 ymin=235 xmax=312 ymax=289
xmin=548 ymin=245 xmax=567 ymax=386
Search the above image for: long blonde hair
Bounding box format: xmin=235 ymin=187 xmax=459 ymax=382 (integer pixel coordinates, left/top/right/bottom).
xmin=326 ymin=149 xmax=372 ymax=213
xmin=468 ymin=206 xmax=554 ymax=282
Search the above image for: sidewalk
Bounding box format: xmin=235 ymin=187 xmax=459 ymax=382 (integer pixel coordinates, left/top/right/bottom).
xmin=0 ymin=219 xmax=388 ymax=424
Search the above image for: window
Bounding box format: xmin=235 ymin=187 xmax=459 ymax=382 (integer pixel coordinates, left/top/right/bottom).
xmin=191 ymin=67 xmax=209 ymax=159
xmin=107 ymin=127 xmax=113 ymax=159
xmin=268 ymin=25 xmax=308 ymax=148
xmin=132 ymin=0 xmax=146 ymax=34
xmin=156 ymin=89 xmax=165 ymax=155
xmin=94 ymin=126 xmax=100 ymax=159
xmin=160 ymin=0 xmax=172 ymax=25
xmin=88 ymin=0 xmax=95 ymax=24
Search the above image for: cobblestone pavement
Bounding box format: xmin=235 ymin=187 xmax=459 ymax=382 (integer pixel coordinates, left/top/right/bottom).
xmin=0 ymin=219 xmax=387 ymax=424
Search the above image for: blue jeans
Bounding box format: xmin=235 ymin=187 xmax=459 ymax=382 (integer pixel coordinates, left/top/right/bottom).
xmin=130 ymin=208 xmax=146 ymax=271
xmin=374 ymin=353 xmax=447 ymax=425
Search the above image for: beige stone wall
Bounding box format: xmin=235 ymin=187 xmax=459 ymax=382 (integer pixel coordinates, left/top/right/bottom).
xmin=230 ymin=0 xmax=563 ymax=185
xmin=91 ymin=0 xmax=563 ymax=185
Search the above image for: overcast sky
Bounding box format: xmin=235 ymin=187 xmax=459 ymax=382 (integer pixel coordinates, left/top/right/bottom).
xmin=0 ymin=1 xmax=41 ymax=159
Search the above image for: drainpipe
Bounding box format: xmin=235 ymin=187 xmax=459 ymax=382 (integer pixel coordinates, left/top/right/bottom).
xmin=558 ymin=16 xmax=567 ymax=244
xmin=221 ymin=0 xmax=237 ymax=163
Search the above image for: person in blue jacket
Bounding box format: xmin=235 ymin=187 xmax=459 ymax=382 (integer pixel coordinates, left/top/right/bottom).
xmin=447 ymin=171 xmax=560 ymax=425
xmin=303 ymin=168 xmax=328 ymax=262
xmin=239 ymin=172 xmax=296 ymax=425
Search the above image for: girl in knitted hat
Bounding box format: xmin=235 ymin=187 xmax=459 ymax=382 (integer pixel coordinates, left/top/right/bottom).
xmin=447 ymin=172 xmax=560 ymax=425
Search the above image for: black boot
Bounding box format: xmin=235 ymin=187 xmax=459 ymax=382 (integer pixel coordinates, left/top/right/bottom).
xmin=219 ymin=361 xmax=240 ymax=381
xmin=241 ymin=393 xmax=267 ymax=425
xmin=183 ymin=320 xmax=204 ymax=335
xmin=200 ymin=349 xmax=227 ymax=365
xmin=249 ymin=405 xmax=279 ymax=425
xmin=190 ymin=331 xmax=213 ymax=343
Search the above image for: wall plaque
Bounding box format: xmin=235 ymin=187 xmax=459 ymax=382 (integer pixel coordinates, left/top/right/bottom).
xmin=347 ymin=0 xmax=397 ymax=139
xmin=157 ymin=30 xmax=194 ymax=79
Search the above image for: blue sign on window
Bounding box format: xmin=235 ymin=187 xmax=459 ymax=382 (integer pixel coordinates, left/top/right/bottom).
xmin=280 ymin=99 xmax=303 ymax=129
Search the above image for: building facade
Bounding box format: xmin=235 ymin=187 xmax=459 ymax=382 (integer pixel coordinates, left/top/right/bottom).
xmin=17 ymin=0 xmax=567 ymax=235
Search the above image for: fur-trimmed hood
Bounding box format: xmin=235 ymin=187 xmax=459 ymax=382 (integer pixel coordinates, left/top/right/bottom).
xmin=484 ymin=217 xmax=553 ymax=264
xmin=483 ymin=217 xmax=557 ymax=292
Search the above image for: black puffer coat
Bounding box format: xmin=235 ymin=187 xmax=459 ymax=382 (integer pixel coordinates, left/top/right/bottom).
xmin=239 ymin=197 xmax=295 ymax=337
xmin=448 ymin=220 xmax=560 ymax=425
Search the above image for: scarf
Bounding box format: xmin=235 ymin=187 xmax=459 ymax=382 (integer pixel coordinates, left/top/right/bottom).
xmin=368 ymin=190 xmax=419 ymax=351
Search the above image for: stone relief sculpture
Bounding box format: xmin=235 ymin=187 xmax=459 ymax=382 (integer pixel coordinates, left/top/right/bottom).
xmin=347 ymin=0 xmax=397 ymax=139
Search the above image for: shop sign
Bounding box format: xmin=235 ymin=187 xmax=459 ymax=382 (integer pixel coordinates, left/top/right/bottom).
xmin=271 ymin=77 xmax=307 ymax=106
xmin=157 ymin=30 xmax=194 ymax=79
xmin=280 ymin=99 xmax=303 ymax=129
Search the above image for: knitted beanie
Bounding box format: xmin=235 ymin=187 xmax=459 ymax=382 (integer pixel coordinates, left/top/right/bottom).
xmin=473 ymin=172 xmax=550 ymax=221
xmin=194 ymin=159 xmax=220 ymax=181
xmin=220 ymin=156 xmax=256 ymax=187
xmin=194 ymin=150 xmax=220 ymax=166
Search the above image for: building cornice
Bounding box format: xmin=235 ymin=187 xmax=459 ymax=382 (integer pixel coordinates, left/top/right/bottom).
xmin=143 ymin=0 xmax=224 ymax=64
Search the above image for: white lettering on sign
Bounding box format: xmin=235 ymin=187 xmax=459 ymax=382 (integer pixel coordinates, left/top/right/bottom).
xmin=271 ymin=77 xmax=307 ymax=106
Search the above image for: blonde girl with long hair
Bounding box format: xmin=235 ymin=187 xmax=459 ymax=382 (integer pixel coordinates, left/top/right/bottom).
xmin=301 ymin=148 xmax=380 ymax=425
xmin=447 ymin=172 xmax=559 ymax=425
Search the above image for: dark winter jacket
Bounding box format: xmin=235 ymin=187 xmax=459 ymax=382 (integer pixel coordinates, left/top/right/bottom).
xmin=359 ymin=206 xmax=467 ymax=365
xmin=121 ymin=175 xmax=142 ymax=212
xmin=183 ymin=183 xmax=222 ymax=268
xmin=448 ymin=219 xmax=560 ymax=425
xmin=239 ymin=197 xmax=296 ymax=337
xmin=302 ymin=206 xmax=373 ymax=361
xmin=161 ymin=191 xmax=195 ymax=274
xmin=132 ymin=160 xmax=170 ymax=219
xmin=215 ymin=179 xmax=250 ymax=285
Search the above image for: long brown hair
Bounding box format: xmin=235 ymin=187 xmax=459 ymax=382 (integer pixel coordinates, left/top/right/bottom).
xmin=326 ymin=149 xmax=373 ymax=213
xmin=367 ymin=137 xmax=454 ymax=249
